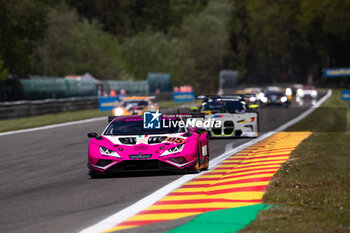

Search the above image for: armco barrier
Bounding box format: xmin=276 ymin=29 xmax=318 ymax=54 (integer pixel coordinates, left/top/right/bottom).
xmin=0 ymin=97 xmax=98 ymax=120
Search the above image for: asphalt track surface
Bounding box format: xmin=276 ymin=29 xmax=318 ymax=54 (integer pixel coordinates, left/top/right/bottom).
xmin=0 ymin=97 xmax=323 ymax=233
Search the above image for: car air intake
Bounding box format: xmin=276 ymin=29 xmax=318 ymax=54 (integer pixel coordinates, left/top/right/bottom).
xmin=96 ymin=159 xmax=112 ymax=167
xmin=235 ymin=130 xmax=242 ymax=136
xmin=148 ymin=136 xmax=167 ymax=144
xmin=212 ymin=127 xmax=221 ymax=135
xmin=224 ymin=121 xmax=234 ymax=135
xmin=169 ymin=157 xmax=187 ymax=164
xmin=119 ymin=137 xmax=136 ymax=144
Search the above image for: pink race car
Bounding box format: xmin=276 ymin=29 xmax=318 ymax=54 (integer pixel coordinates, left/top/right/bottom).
xmin=87 ymin=115 xmax=209 ymax=177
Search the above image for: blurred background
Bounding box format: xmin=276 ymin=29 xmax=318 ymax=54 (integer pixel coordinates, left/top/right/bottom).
xmin=0 ymin=0 xmax=350 ymax=114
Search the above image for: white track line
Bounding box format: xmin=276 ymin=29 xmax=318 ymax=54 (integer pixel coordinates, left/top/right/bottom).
xmin=0 ymin=117 xmax=106 ymax=137
xmin=79 ymin=90 xmax=331 ymax=233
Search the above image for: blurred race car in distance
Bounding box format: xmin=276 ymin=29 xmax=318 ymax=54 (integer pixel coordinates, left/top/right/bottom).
xmin=296 ymin=85 xmax=318 ymax=99
xmin=242 ymin=94 xmax=259 ymax=108
xmin=197 ymin=95 xmax=258 ymax=138
xmin=259 ymin=86 xmax=290 ymax=107
xmin=291 ymin=84 xmax=303 ymax=95
xmin=112 ymin=96 xmax=158 ymax=116
xmin=87 ymin=114 xmax=209 ymax=177
xmin=234 ymin=88 xmax=263 ymax=108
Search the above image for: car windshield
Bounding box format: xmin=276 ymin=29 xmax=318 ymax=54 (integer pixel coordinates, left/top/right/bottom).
xmin=202 ymin=102 xmax=224 ymax=111
xmin=122 ymin=100 xmax=149 ymax=107
xmin=103 ymin=119 xmax=186 ymax=136
xmin=266 ymin=91 xmax=283 ymax=96
xmin=202 ymin=100 xmax=246 ymax=113
xmin=223 ymin=101 xmax=246 ymax=112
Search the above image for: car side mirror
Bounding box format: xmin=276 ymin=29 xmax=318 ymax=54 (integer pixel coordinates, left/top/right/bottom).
xmin=87 ymin=132 xmax=98 ymax=138
xmin=196 ymin=128 xmax=207 ymax=134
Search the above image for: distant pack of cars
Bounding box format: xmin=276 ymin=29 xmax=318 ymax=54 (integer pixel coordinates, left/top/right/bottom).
xmin=258 ymin=86 xmax=291 ymax=108
xmin=235 ymin=86 xmax=292 ymax=108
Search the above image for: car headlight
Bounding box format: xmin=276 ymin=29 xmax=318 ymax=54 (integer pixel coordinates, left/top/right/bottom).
xmin=311 ymin=90 xmax=317 ymax=96
xmin=249 ymin=96 xmax=257 ymax=102
xmin=160 ymin=144 xmax=185 ymax=156
xmin=261 ymin=96 xmax=268 ymax=103
xmin=297 ymin=89 xmax=304 ymax=96
xmin=285 ymin=88 xmax=292 ymax=96
xmin=113 ymin=107 xmax=124 ymax=116
xmin=99 ymin=146 xmax=121 ymax=158
xmin=258 ymin=92 xmax=265 ymax=100
xmin=281 ymin=96 xmax=288 ymax=102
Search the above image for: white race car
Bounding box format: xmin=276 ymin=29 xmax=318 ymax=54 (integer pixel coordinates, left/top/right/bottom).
xmin=199 ymin=96 xmax=258 ymax=138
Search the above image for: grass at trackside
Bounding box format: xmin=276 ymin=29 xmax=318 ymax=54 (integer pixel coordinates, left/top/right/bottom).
xmin=159 ymin=100 xmax=196 ymax=108
xmin=0 ymin=100 xmax=194 ymax=132
xmin=240 ymin=89 xmax=350 ymax=233
xmin=0 ymin=109 xmax=109 ymax=132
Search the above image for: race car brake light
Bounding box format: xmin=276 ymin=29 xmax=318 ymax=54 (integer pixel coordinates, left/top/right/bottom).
xmin=251 ymin=117 xmax=255 ymax=122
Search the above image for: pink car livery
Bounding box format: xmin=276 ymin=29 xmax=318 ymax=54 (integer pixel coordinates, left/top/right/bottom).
xmin=87 ymin=114 xmax=209 ymax=177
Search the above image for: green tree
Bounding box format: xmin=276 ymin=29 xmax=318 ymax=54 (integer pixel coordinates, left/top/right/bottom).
xmin=246 ymin=0 xmax=301 ymax=81
xmin=298 ymin=0 xmax=350 ymax=82
xmin=228 ymin=0 xmax=350 ymax=84
xmin=0 ymin=58 xmax=9 ymax=81
xmin=32 ymin=4 xmax=126 ymax=80
xmin=179 ymin=0 xmax=233 ymax=93
xmin=169 ymin=0 xmax=208 ymax=27
xmin=67 ymin=0 xmax=171 ymax=37
xmin=0 ymin=0 xmax=51 ymax=78
xmin=120 ymin=30 xmax=186 ymax=85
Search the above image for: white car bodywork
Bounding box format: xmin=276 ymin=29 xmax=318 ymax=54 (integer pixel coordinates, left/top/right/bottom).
xmin=204 ymin=112 xmax=258 ymax=138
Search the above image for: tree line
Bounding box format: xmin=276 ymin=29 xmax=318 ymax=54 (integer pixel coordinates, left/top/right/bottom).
xmin=0 ymin=0 xmax=349 ymax=93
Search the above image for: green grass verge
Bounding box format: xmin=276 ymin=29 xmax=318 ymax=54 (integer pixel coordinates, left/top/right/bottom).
xmin=0 ymin=100 xmax=194 ymax=132
xmin=240 ymin=89 xmax=350 ymax=233
xmin=0 ymin=109 xmax=109 ymax=132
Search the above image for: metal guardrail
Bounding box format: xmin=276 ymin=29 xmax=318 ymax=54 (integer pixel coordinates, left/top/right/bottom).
xmin=0 ymin=97 xmax=98 ymax=120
